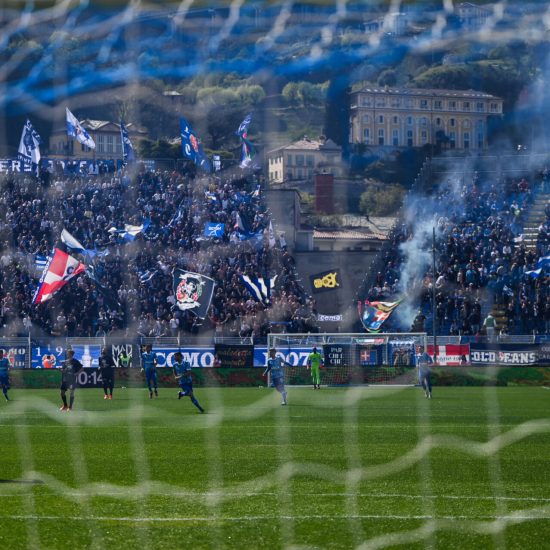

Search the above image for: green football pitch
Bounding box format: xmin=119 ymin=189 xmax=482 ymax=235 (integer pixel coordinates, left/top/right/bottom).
xmin=0 ymin=386 xmax=549 ymax=549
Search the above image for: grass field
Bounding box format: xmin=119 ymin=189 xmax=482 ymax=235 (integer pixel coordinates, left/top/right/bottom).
xmin=0 ymin=386 xmax=549 ymax=549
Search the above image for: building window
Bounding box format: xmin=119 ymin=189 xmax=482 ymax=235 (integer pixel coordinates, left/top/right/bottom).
xmin=434 ymin=100 xmax=442 ymax=110
xmin=477 ymin=133 xmax=484 ymax=149
xmin=463 ymin=119 xmax=470 ymax=128
xmin=362 ymin=97 xmax=372 ymax=107
xmin=450 ymin=118 xmax=456 ymax=127
xmin=392 ymin=116 xmax=398 ymax=124
xmin=390 ymin=99 xmax=401 ymax=108
xmin=407 ymin=129 xmax=413 ymax=147
xmin=421 ymin=130 xmax=427 ymax=144
xmin=420 ymin=117 xmax=427 ymax=126
xmin=436 ymin=117 xmax=442 ymax=126
xmin=297 ymin=169 xmax=303 ymax=178
xmin=378 ymin=128 xmax=385 ymax=145
xmin=363 ymin=128 xmax=370 ymax=143
xmin=449 ymin=132 xmax=456 ymax=148
xmin=420 ymin=99 xmax=428 ymax=109
xmin=449 ymin=100 xmax=456 ymax=111
xmin=407 ymin=116 xmax=413 ymax=125
xmin=463 ymin=132 xmax=470 ymax=149
xmin=362 ymin=114 xmax=370 ymax=123
xmin=97 ymin=134 xmax=105 ymax=153
xmin=392 ymin=129 xmax=399 ymax=146
xmin=375 ymin=97 xmax=386 ymax=107
xmin=490 ymin=102 xmax=499 ymax=113
xmin=463 ymin=101 xmax=470 ymax=111
xmin=378 ymin=114 xmax=384 ymax=124
xmin=296 ymin=154 xmax=304 ymax=166
xmin=287 ymin=154 xmax=292 ymax=165
xmin=476 ymin=102 xmax=484 ymax=112
xmin=106 ymin=134 xmax=114 ymax=152
xmin=306 ymin=155 xmax=314 ymax=167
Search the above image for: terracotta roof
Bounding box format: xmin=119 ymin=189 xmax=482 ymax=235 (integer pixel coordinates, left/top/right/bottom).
xmin=267 ymin=138 xmax=342 ymax=155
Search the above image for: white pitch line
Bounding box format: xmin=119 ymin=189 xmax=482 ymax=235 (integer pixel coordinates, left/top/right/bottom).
xmin=1 ymin=491 xmax=549 ymax=503
xmin=2 ymin=514 xmax=549 ymax=522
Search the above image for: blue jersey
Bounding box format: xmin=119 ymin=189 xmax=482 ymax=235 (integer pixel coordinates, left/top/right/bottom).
xmin=173 ymin=361 xmax=192 ymax=384
xmin=265 ymin=356 xmax=286 ymax=379
xmin=0 ymin=357 xmax=9 ymax=374
xmin=416 ymin=352 xmax=433 ymax=379
xmin=142 ymin=351 xmax=157 ymax=372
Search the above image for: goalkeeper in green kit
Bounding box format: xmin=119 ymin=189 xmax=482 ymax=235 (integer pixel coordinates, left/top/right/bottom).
xmin=307 ymin=347 xmax=324 ymax=389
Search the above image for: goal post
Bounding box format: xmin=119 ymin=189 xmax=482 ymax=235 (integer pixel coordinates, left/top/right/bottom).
xmin=266 ymin=333 xmax=428 ymax=386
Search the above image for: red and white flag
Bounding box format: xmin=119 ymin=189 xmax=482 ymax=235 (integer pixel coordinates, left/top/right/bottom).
xmin=32 ymin=248 xmax=85 ymax=305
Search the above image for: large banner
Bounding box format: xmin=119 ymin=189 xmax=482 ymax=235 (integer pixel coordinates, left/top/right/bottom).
xmin=322 ymin=344 xmax=349 ymax=367
xmin=469 ymin=343 xmax=540 ymax=366
xmin=0 ymin=345 xmax=27 ymax=369
xmin=427 ymin=344 xmax=470 ymax=366
xmin=254 ymin=347 xmax=310 ymax=368
xmin=214 ymin=344 xmax=254 ymax=368
xmin=310 ymin=269 xmax=341 ymax=293
xmin=32 ymin=342 xmax=101 ymax=369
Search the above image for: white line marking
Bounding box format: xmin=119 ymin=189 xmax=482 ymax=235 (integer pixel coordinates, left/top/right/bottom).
xmin=1 ymin=491 xmax=548 ymax=503
xmin=2 ymin=514 xmax=549 ymax=522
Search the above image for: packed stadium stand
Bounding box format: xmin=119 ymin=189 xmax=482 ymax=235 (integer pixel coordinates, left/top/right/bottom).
xmin=0 ymin=168 xmax=317 ymax=339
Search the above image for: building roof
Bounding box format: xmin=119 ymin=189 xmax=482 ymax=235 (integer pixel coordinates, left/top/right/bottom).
xmin=350 ymin=85 xmax=502 ymax=101
xmin=51 ymin=119 xmax=147 ymax=135
xmin=313 ymin=229 xmax=388 ymax=241
xmin=267 ymin=137 xmax=341 ymax=156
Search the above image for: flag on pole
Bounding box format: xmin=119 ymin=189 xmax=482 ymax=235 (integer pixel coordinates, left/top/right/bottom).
xmin=120 ymin=120 xmax=135 ymax=162
xmin=138 ymin=269 xmax=158 ymax=284
xmin=239 ymin=274 xmax=277 ymax=305
xmin=107 ymin=220 xmax=151 ymax=241
xmin=32 ymin=248 xmax=86 ymax=305
xmin=236 ymin=113 xmax=252 ymax=138
xmin=17 ymin=119 xmax=42 ymax=170
xmin=61 ymin=228 xmax=108 ymax=259
xmin=267 ymin=221 xmax=276 ymax=248
xmin=173 ymin=269 xmax=215 ymax=319
xmin=358 ymin=300 xmax=401 ymax=333
xmin=180 ymin=116 xmax=210 ymax=173
xmin=235 ymin=113 xmax=256 ymax=169
xmin=66 ymin=107 xmax=95 ymax=149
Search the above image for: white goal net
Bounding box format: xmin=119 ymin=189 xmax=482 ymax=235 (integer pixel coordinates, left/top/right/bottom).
xmin=266 ymin=332 xmax=428 ymax=386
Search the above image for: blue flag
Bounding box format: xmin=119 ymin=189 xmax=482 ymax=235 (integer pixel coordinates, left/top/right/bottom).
xmin=138 ymin=269 xmax=158 ymax=284
xmin=66 ymin=107 xmax=95 ymax=149
xmin=239 ymin=275 xmax=277 ymax=305
xmin=204 ymin=222 xmax=225 ymax=238
xmin=236 ymin=113 xmax=252 ymax=137
xmin=180 ymin=117 xmax=210 ymax=173
xmin=536 ymin=254 xmax=550 ymax=269
xmin=18 ymin=119 xmax=42 ymax=170
xmin=120 ymin=120 xmax=135 ymax=162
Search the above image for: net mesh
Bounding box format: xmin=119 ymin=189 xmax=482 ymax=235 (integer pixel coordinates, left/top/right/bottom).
xmin=267 ymin=332 xmax=427 ymax=386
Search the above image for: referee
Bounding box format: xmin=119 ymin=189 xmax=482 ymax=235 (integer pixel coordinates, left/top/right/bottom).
xmin=60 ymin=349 xmax=83 ymax=411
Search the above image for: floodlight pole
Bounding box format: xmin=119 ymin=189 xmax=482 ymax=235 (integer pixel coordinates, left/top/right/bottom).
xmin=432 ymin=227 xmax=437 ymax=365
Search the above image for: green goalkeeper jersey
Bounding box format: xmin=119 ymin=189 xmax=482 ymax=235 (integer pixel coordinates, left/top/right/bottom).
xmin=307 ymin=352 xmax=323 ymax=369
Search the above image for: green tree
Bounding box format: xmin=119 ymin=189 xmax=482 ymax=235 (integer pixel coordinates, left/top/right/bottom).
xmin=359 ymin=184 xmax=405 ymax=216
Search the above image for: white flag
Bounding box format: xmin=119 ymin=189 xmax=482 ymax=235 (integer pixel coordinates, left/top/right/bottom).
xmin=268 ymin=221 xmax=276 ymax=248
xmin=18 ymin=119 xmax=41 ymax=167
xmin=66 ymin=107 xmax=95 ymax=149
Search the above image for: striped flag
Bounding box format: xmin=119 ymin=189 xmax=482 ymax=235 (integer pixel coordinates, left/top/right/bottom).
xmin=32 ymin=248 xmax=86 ymax=305
xmin=239 ymin=275 xmax=277 ymax=305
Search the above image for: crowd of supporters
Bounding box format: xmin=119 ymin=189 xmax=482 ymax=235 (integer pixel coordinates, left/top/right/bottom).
xmin=0 ymin=166 xmax=318 ymax=339
xmin=367 ymin=171 xmax=550 ymax=335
